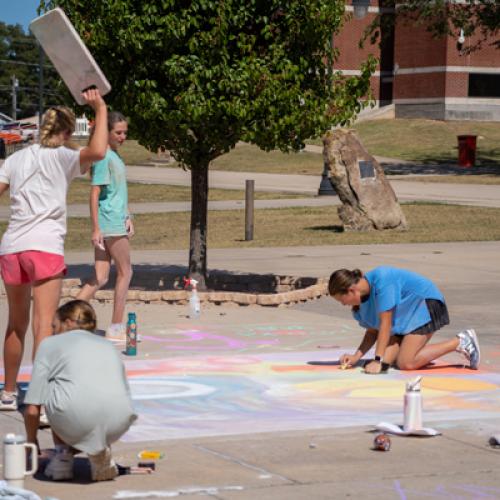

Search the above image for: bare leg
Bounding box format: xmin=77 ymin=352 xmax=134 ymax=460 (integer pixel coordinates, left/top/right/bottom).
xmin=397 ymin=333 xmax=460 ymax=370
xmin=77 ymin=246 xmax=111 ymax=301
xmin=106 ymin=236 xmax=132 ymax=324
xmin=3 ymin=284 xmax=31 ymax=392
xmin=31 ymin=275 xmax=63 ymax=357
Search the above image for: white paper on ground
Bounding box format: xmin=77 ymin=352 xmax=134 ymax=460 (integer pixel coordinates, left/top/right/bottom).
xmin=375 ymin=421 xmax=441 ymax=436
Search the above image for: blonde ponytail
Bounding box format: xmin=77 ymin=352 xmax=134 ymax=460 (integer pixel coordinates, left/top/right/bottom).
xmin=39 ymin=106 xmax=76 ymax=148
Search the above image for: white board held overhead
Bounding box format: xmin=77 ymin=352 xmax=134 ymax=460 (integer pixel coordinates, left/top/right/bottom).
xmin=30 ymin=8 xmax=111 ymax=105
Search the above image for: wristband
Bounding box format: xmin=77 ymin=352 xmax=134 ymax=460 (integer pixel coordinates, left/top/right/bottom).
xmin=374 ymin=355 xmax=383 ymax=363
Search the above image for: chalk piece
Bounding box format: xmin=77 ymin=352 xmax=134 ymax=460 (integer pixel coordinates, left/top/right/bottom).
xmin=339 ymin=363 xmax=350 ymax=370
xmin=309 ymin=442 xmax=317 ymax=449
xmin=137 ymin=450 xmax=164 ymax=460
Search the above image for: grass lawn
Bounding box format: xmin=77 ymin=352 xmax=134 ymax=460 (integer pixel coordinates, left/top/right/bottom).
xmin=210 ymin=145 xmax=322 ymax=175
xmin=75 ymin=117 xmax=500 ymax=183
xmin=72 ymin=139 xmax=154 ymax=166
xmin=0 ymin=179 xmax=309 ymax=206
xmin=308 ymin=119 xmax=500 ymax=165
xmin=119 ymin=140 xmax=154 ymax=165
xmin=40 ymin=203 xmax=500 ymax=251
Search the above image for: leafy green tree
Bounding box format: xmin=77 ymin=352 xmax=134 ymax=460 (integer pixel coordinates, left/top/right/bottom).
xmin=367 ymin=1 xmax=499 ymax=52
xmin=0 ymin=21 xmax=66 ymax=119
xmin=41 ymin=0 xmax=375 ymax=287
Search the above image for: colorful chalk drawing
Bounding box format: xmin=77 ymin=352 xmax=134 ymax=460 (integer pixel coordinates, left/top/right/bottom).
xmin=118 ymin=349 xmax=500 ymax=443
xmin=5 ymin=324 xmax=500 ymax=444
xmin=139 ymin=323 xmax=355 ymax=352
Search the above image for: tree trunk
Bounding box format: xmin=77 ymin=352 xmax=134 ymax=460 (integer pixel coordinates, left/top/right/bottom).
xmin=189 ymin=163 xmax=209 ymax=289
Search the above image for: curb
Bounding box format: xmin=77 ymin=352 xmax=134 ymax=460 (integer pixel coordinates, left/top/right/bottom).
xmin=57 ymin=277 xmax=329 ymax=307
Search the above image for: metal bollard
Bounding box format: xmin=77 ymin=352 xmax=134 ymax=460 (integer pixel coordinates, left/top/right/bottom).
xmin=245 ymin=179 xmax=254 ymax=241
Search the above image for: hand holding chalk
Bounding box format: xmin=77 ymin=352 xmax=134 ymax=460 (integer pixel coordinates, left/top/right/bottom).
xmin=339 ymin=353 xmax=358 ymax=369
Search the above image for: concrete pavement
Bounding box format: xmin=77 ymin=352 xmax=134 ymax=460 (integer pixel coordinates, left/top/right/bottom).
xmin=1 ymin=152 xmax=500 ymax=499
xmin=124 ymin=165 xmax=500 ymax=207
xmin=1 ymin=240 xmax=500 ymax=499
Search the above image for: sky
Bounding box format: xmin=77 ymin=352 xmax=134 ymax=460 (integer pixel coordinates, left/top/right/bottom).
xmin=0 ymin=0 xmax=41 ymax=31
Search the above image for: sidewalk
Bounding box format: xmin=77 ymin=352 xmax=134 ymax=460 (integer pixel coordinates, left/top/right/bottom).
xmin=1 ymin=152 xmax=500 ymax=499
xmin=1 ymin=156 xmax=499 ymax=222
xmin=1 ymin=240 xmax=500 ymax=499
xmin=1 ymin=171 xmax=499 ymax=221
xmin=125 ymin=165 xmax=500 ymax=207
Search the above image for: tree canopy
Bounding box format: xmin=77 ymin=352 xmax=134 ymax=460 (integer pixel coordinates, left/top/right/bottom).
xmin=40 ymin=0 xmax=376 ymax=285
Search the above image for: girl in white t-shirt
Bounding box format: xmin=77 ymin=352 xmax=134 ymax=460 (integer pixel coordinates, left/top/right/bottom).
xmin=0 ymin=89 xmax=108 ymax=412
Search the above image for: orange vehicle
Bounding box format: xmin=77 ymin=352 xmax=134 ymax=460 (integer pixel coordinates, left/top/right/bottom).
xmin=0 ymin=132 xmax=23 ymax=145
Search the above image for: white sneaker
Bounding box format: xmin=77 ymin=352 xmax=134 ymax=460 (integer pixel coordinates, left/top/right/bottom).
xmin=88 ymin=447 xmax=118 ymax=481
xmin=456 ymin=329 xmax=481 ymax=370
xmin=0 ymin=390 xmax=18 ymax=411
xmin=44 ymin=450 xmax=74 ymax=481
xmin=105 ymin=324 xmax=126 ymax=343
xmin=39 ymin=406 xmax=50 ymax=428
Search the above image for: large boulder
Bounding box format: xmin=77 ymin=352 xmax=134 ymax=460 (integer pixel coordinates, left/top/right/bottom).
xmin=323 ymin=129 xmax=408 ymax=231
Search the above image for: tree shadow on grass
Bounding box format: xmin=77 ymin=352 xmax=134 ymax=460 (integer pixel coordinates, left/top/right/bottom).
xmin=382 ymin=156 xmax=500 ymax=176
xmin=307 ymin=225 xmax=344 ymax=232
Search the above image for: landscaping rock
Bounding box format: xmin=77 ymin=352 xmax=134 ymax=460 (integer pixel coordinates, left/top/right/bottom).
xmin=323 ymin=129 xmax=408 ymax=231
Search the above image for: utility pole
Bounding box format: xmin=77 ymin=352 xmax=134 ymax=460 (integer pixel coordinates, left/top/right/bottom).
xmin=11 ymin=75 xmax=19 ymax=120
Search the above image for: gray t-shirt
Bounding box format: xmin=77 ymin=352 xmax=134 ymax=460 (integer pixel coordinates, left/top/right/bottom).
xmin=25 ymin=330 xmax=137 ymax=454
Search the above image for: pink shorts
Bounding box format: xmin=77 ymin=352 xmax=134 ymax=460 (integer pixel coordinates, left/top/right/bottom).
xmin=0 ymin=251 xmax=67 ymax=286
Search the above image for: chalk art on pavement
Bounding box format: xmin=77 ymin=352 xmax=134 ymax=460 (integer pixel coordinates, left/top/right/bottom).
xmin=121 ymin=350 xmax=500 ymax=442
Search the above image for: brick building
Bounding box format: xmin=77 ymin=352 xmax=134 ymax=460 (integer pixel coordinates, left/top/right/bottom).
xmin=335 ymin=1 xmax=500 ymax=121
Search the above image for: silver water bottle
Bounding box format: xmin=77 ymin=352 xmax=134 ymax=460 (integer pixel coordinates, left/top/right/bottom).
xmin=403 ymin=376 xmax=423 ymax=432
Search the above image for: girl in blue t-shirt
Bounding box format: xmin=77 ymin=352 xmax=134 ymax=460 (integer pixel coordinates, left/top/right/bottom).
xmin=329 ymin=267 xmax=480 ymax=374
xmin=77 ymin=112 xmax=134 ymax=342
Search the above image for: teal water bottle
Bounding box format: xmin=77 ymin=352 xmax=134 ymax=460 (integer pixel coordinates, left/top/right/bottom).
xmin=126 ymin=312 xmax=137 ymax=356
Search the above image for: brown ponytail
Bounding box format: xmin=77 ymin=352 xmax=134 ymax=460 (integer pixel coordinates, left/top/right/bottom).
xmin=56 ymin=300 xmax=97 ymax=332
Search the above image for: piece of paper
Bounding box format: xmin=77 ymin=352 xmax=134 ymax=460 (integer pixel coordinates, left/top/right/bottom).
xmin=375 ymin=421 xmax=441 ymax=436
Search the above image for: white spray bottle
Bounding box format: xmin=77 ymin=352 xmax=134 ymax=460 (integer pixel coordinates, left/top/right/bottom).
xmin=185 ymin=278 xmax=200 ymax=319
xmin=403 ymin=376 xmax=423 ymax=431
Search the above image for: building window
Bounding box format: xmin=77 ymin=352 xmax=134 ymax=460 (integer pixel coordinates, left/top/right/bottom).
xmin=468 ymin=73 xmax=500 ymax=98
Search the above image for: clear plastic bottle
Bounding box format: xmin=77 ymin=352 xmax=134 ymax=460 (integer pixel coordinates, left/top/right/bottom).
xmin=188 ymin=279 xmax=201 ymax=319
